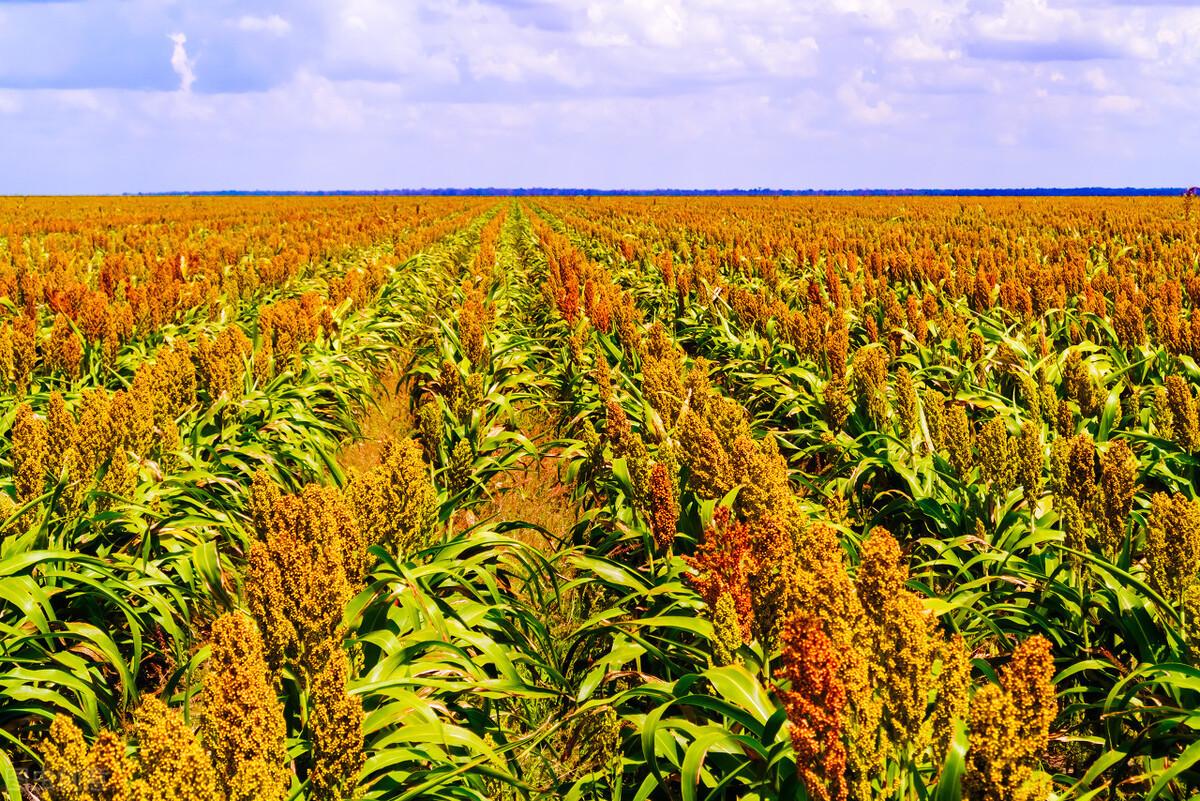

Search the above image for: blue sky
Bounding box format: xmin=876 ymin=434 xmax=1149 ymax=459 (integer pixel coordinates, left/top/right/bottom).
xmin=0 ymin=0 xmax=1197 ymax=192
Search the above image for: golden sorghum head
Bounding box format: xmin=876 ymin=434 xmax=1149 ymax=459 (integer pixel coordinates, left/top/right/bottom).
xmin=0 ymin=493 xmax=16 ymax=533
xmin=201 ymin=613 xmax=288 ymax=801
xmin=579 ymin=418 xmax=602 ymax=464
xmin=593 ymin=347 xmax=615 ymax=404
xmin=195 ymin=328 xmax=250 ymax=403
xmin=305 ymin=639 xmax=365 ymax=801
xmin=438 ymin=359 xmax=464 ymax=417
xmin=1058 ymin=496 xmax=1088 ymax=555
xmin=457 ymin=296 xmax=487 ymax=366
xmin=246 ymin=538 xmax=297 ymax=678
xmin=46 ymin=313 xmax=83 ymax=380
xmin=1164 ymin=375 xmax=1200 ymax=451
xmin=12 ymin=314 xmax=37 ymax=394
xmin=1153 ymin=385 xmax=1174 ymax=440
xmin=855 ymin=527 xmax=906 ymax=619
xmin=945 ymin=404 xmax=973 ymax=476
xmin=824 ymin=376 xmax=850 ymax=433
xmin=642 ymin=346 xmax=686 ymax=427
xmin=778 ymin=612 xmax=849 ymax=801
xmin=604 ymin=399 xmax=634 ymax=456
xmin=747 ymin=515 xmax=802 ymax=651
xmin=416 ymin=398 xmax=442 ymax=461
xmin=1062 ymin=350 xmax=1100 ymax=419
xmin=729 ymin=434 xmax=793 ymax=521
xmin=679 ymin=412 xmax=735 ymax=500
xmin=1039 ymin=379 xmax=1059 ymax=427
xmin=627 ymin=445 xmax=653 ymax=515
xmin=42 ymin=719 xmax=134 ymax=801
xmin=964 ymin=635 xmax=1056 ymax=801
xmin=826 ymin=317 xmax=849 ymax=379
xmin=1145 ymin=492 xmax=1200 ymax=603
xmin=856 ymin=528 xmax=935 ymax=751
xmin=685 ymin=507 xmax=754 ymax=643
xmin=46 ymin=391 xmax=78 ymax=476
xmin=246 ymin=485 xmax=357 ymax=676
xmin=932 ymin=634 xmax=971 ymax=766
xmin=247 ymin=470 xmax=281 ymax=539
xmin=129 ymin=696 xmax=220 ymax=801
xmin=253 ymin=339 xmax=275 ymax=385
xmin=1098 ymin=440 xmax=1137 ymax=555
xmin=968 ymin=331 xmax=986 ymax=365
xmin=851 ymin=345 xmax=889 ymax=426
xmin=75 ymin=388 xmax=115 ymax=478
xmin=1062 ymin=433 xmax=1098 ymax=509
xmin=682 ymin=358 xmax=713 ymax=419
xmin=964 ymin=685 xmax=1032 ymax=801
xmin=447 ymin=439 xmax=474 ymax=495
xmin=12 ymin=402 xmax=49 ymax=503
xmin=1016 ymin=422 xmax=1044 ymax=509
xmin=106 ymin=390 xmax=133 ymax=456
xmin=1054 ymin=396 xmax=1075 ymax=438
xmin=41 ymin=714 xmax=103 ymax=801
xmin=711 ymin=591 xmax=744 ymax=666
xmin=127 ymin=367 xmax=158 ymax=458
xmin=706 ymin=395 xmax=753 ymax=444
xmin=0 ymin=322 xmax=14 ymax=388
xmin=646 ymin=460 xmax=679 ymax=553
xmin=87 ymin=732 xmax=133 ymax=801
xmin=345 ymin=437 xmax=437 ymax=560
xmin=976 ymin=417 xmax=1017 ymax=497
xmin=464 ymin=372 xmax=485 ymax=413
xmin=568 ymin=322 xmax=589 ymax=367
xmin=1018 ymin=374 xmax=1042 ymax=423
xmin=1001 ymin=635 xmax=1056 ymax=756
xmin=151 ymin=343 xmax=197 ymax=415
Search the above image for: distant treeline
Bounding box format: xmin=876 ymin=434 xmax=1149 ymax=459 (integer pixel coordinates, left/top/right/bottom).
xmin=134 ymin=187 xmax=1190 ymax=197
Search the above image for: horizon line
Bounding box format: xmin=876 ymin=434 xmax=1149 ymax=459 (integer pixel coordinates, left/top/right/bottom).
xmin=1 ymin=186 xmax=1193 ymax=198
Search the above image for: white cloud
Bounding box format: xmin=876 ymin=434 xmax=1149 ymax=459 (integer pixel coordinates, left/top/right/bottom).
xmin=1083 ymin=67 xmax=1110 ymax=92
xmin=168 ymin=33 xmax=195 ymax=93
xmin=322 ymin=1 xmax=460 ymax=84
xmin=892 ymin=35 xmax=960 ymax=62
xmin=837 ymin=71 xmax=895 ymax=125
xmin=235 ymin=14 xmax=291 ymax=37
xmin=740 ymin=34 xmax=819 ymax=77
xmin=586 ymin=0 xmax=688 ymax=49
xmin=1097 ymin=94 xmax=1140 ymax=114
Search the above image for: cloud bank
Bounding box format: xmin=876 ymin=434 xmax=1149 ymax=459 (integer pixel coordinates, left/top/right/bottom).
xmin=0 ymin=0 xmax=1196 ymax=192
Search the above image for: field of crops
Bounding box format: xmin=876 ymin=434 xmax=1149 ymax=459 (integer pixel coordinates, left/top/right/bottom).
xmin=2 ymin=194 xmax=1200 ymax=800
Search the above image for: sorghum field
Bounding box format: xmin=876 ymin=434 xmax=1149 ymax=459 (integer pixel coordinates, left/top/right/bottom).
xmin=3 ymin=194 xmax=1200 ymax=801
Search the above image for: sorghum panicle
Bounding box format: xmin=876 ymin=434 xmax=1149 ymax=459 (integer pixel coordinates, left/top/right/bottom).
xmin=12 ymin=402 xmax=49 ymax=503
xmin=1145 ymin=492 xmax=1200 ymax=603
xmin=200 ymin=613 xmax=288 ymax=801
xmin=1015 ymin=422 xmax=1044 ymax=508
xmin=646 ymin=460 xmax=679 ymax=553
xmin=1164 ymin=375 xmax=1200 ymax=451
xmin=964 ymin=636 xmax=1056 ymax=801
xmin=1098 ymin=440 xmax=1137 ymax=555
xmin=345 ymin=437 xmax=437 ymax=560
xmin=778 ymin=612 xmax=849 ymax=801
xmin=976 ymin=417 xmax=1017 ymax=497
xmin=945 ymin=404 xmax=973 ymax=475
